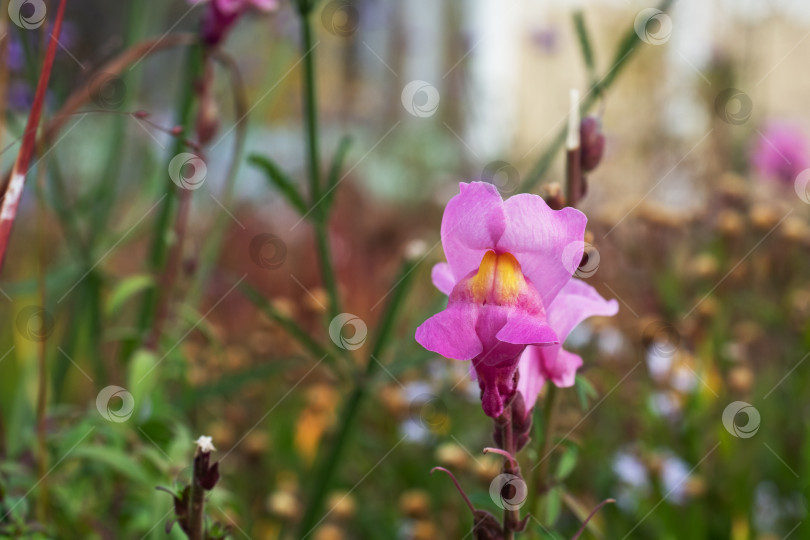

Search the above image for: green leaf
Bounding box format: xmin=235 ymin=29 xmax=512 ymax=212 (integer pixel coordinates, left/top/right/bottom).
xmin=324 ymin=135 xmax=352 ymax=210
xmin=70 ymin=445 xmax=153 ymax=486
xmin=545 ymin=485 xmax=563 ymax=526
xmin=248 ymin=154 xmax=308 ymax=214
xmin=106 ymin=274 xmax=154 ymax=316
xmin=555 ymin=443 xmax=579 ymax=481
xmin=572 ymin=11 xmax=597 ymax=85
xmin=575 ymin=374 xmax=598 ymax=410
xmin=127 ymin=348 xmax=159 ymax=422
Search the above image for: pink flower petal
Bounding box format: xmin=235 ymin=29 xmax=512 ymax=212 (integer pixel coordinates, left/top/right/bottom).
xmin=496 ymin=313 xmax=558 ymax=346
xmin=415 ymin=305 xmax=482 ymax=361
xmin=441 ymin=182 xmax=506 ymax=283
xmin=548 ymin=279 xmax=619 ymax=341
xmin=497 ymin=194 xmax=587 ymax=306
xmin=250 ymin=0 xmax=279 ymax=10
xmin=516 ymin=347 xmax=546 ymax=412
xmin=430 ymin=262 xmax=456 ymax=295
xmin=543 ymin=348 xmax=582 ymax=387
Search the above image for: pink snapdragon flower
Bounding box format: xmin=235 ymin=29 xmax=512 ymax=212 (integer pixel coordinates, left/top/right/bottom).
xmin=415 ymin=182 xmax=617 ymax=418
xmin=189 ymin=0 xmax=279 ymax=45
xmin=751 ymin=122 xmax=810 ymax=185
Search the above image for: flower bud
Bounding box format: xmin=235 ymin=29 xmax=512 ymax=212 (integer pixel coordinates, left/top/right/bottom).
xmin=580 ymin=116 xmax=605 ymax=172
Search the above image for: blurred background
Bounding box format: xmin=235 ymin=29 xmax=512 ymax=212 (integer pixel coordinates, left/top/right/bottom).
xmin=1 ymin=0 xmax=810 ymax=538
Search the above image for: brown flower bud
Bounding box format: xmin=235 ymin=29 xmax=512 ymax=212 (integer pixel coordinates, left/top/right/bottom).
xmin=580 ymin=116 xmax=605 ymax=172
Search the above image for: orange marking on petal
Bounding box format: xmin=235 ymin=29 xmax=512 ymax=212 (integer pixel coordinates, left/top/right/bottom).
xmin=463 ymin=250 xmax=528 ymax=305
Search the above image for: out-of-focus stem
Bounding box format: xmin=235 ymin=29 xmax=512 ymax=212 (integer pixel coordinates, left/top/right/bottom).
xmin=298 ymin=3 xmax=342 ymax=321
xmin=297 ymin=255 xmax=419 ymax=537
xmin=35 ymin=140 xmax=48 ymax=522
xmin=566 ymin=88 xmax=582 ymax=208
xmin=535 ymin=385 xmax=559 ymax=505
xmin=127 ymin=42 xmax=203 ymax=358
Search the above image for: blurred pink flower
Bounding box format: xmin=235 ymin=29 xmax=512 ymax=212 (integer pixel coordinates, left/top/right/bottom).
xmin=415 ymin=182 xmax=617 ymax=418
xmin=189 ymin=0 xmax=279 ymax=45
xmin=752 ymin=122 xmax=810 ymax=185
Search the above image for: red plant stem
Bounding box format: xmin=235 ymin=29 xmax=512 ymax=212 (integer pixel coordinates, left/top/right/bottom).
xmin=571 ymin=499 xmax=615 ymax=540
xmin=0 ymin=0 xmax=68 ymax=271
xmin=430 ymin=467 xmax=476 ymax=514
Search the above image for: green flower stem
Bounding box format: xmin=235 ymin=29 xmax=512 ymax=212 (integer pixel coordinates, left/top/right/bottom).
xmin=124 ymin=42 xmax=203 ymax=360
xmin=298 ymin=2 xmax=342 ymax=321
xmin=534 ymin=385 xmax=559 ymax=519
xmin=520 ymin=0 xmax=675 ymax=192
xmin=297 ymin=256 xmax=419 ymax=537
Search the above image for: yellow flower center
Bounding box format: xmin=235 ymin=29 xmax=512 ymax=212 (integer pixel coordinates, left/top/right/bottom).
xmin=467 ymin=250 xmax=526 ymax=305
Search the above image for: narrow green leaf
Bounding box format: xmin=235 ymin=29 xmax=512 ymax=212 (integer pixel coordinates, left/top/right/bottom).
xmin=555 ymin=443 xmax=579 ymax=481
xmin=248 ymin=154 xmax=309 ymax=214
xmin=545 ymin=485 xmax=563 ymax=526
xmin=106 ymin=274 xmax=155 ymax=316
xmin=573 ymin=11 xmax=597 ymax=85
xmin=239 ymin=282 xmax=335 ymax=363
xmin=324 ymin=135 xmax=353 ymax=211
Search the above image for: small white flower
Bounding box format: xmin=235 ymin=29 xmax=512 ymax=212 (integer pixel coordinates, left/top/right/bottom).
xmin=194 ymin=435 xmax=216 ymax=453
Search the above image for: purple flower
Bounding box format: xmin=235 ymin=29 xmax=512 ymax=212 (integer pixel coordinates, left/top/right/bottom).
xmin=189 ymin=0 xmax=279 ymax=45
xmin=415 ymin=182 xmax=618 ymax=418
xmin=751 ymin=122 xmax=810 ymax=185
